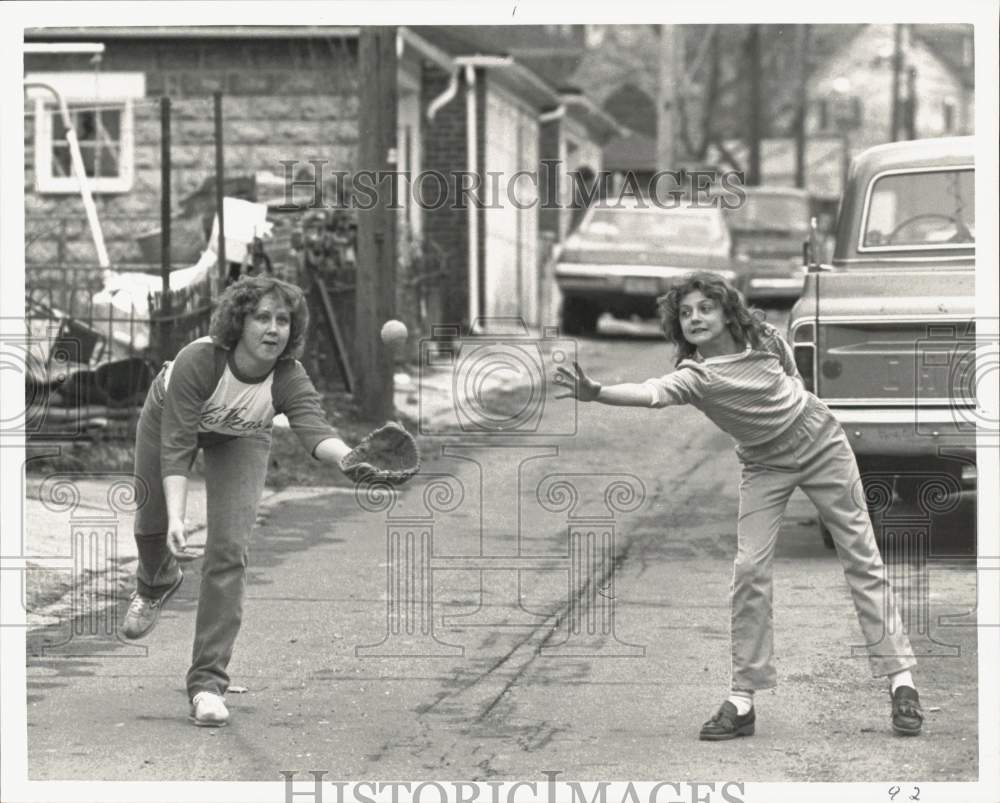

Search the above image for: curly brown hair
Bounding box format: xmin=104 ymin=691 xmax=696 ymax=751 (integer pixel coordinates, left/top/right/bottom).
xmin=656 ymin=271 xmax=768 ymax=365
xmin=208 ymin=276 xmax=309 ymax=360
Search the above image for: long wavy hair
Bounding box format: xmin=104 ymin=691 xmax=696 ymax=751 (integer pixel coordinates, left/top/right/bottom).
xmin=208 ymin=276 xmax=310 ymax=360
xmin=656 ymin=271 xmax=768 ymax=365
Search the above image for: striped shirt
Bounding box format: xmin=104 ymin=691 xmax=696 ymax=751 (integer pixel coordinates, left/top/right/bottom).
xmin=642 ymin=325 xmax=807 ymax=448
xmin=155 ymin=336 xmax=339 ymax=478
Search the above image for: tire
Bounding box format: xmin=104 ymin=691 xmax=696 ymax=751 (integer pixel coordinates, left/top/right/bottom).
xmin=561 ymin=296 xmax=600 ymax=336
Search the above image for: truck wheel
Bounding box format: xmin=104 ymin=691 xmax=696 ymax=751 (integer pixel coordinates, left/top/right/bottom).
xmin=561 ymin=296 xmax=600 ymax=336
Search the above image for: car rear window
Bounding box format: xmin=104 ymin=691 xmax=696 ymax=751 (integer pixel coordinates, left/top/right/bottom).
xmin=586 ymin=209 xmax=723 ymax=242
xmin=861 ymin=168 xmax=974 ymax=249
xmin=727 ymin=195 xmax=810 ymax=233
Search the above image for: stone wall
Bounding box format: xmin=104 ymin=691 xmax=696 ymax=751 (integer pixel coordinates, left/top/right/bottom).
xmin=25 ymin=36 xmax=361 ymax=278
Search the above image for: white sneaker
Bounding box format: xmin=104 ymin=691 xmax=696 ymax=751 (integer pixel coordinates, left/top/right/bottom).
xmin=190 ymin=691 xmax=229 ymax=727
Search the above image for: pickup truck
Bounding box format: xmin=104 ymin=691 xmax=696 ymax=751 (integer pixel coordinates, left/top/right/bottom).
xmin=788 ymin=136 xmax=977 ymax=547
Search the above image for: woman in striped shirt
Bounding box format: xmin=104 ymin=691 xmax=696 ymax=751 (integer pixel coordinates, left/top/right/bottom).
xmin=556 ymin=271 xmax=923 ymax=740
xmin=122 ymin=276 xmax=360 ymax=728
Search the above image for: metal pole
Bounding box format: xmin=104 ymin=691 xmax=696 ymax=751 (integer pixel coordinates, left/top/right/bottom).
xmin=214 ymin=90 xmax=227 ymax=283
xmin=160 ymin=96 xmax=172 ymax=360
xmin=656 ymin=24 xmax=677 ymax=173
xmin=905 ymin=67 xmax=918 ymax=140
xmin=890 ymin=24 xmax=903 ymax=142
xmin=747 ymin=25 xmax=762 ymax=186
xmin=793 ymin=24 xmax=811 ymax=189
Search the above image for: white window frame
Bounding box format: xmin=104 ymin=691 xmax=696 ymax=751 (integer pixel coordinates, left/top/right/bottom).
xmin=27 ymin=71 xmax=145 ymax=194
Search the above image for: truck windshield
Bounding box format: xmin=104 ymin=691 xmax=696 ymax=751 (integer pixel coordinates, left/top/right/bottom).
xmin=862 ymin=168 xmax=974 ymax=248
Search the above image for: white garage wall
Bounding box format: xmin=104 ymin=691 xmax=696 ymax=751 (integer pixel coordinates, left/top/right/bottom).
xmin=484 ymin=84 xmax=539 ymax=326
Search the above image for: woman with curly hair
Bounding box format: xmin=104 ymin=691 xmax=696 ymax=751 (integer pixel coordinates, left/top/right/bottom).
xmin=556 ymin=271 xmax=922 ymax=740
xmin=122 ymin=276 xmax=358 ymax=727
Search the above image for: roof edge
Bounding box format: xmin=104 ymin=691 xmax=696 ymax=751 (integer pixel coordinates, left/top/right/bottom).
xmin=25 ymin=26 xmax=360 ymax=40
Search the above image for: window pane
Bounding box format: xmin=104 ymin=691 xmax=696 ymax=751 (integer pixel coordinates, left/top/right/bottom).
xmin=49 ymin=104 xmax=124 ymax=181
xmin=863 ymin=170 xmax=975 ymax=247
xmin=42 ymin=100 xmax=129 ymax=187
xmin=51 ymin=109 xmax=68 ymax=140
xmin=99 ymin=108 xmax=121 ymax=140
xmin=74 ymin=110 xmax=98 ymax=142
xmin=96 ymin=142 xmax=121 ymax=177
xmin=52 ymin=144 xmax=72 ymax=177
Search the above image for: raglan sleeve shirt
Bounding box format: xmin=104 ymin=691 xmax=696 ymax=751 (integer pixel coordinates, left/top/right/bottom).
xmin=158 ymin=339 xmax=340 ymax=479
xmin=271 ymin=359 xmax=341 ymax=457
xmin=642 ymin=360 xmax=712 ymax=408
xmin=159 ymin=341 xmax=220 ymax=478
xmin=762 ymin=322 xmax=802 ymax=382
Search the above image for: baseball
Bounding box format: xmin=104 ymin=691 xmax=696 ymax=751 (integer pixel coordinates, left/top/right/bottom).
xmin=380 ymin=319 xmax=409 ymax=346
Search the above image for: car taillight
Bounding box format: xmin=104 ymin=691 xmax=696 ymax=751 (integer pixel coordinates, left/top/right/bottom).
xmin=790 ymin=322 xmax=816 ymax=392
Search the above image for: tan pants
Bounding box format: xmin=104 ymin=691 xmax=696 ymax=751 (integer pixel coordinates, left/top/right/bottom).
xmin=731 ymin=395 xmax=916 ymax=690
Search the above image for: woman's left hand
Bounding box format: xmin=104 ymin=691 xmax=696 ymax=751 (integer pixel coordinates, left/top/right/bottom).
xmin=554 ymin=361 xmax=602 ymax=402
xmin=166 ymin=516 xmax=189 ymax=558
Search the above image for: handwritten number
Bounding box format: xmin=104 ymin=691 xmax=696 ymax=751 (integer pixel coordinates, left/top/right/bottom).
xmin=909 ymin=787 xmax=920 ymax=801
xmin=888 ymin=787 xmax=900 ymax=801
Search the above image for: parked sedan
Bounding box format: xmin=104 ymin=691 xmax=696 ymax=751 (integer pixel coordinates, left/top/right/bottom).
xmin=555 ymin=203 xmax=742 ymax=335
xmin=724 ymin=186 xmax=811 ymax=302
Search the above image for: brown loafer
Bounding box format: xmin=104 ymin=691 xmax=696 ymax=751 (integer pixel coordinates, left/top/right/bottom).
xmin=699 ymin=700 xmax=755 ymax=741
xmin=891 ymin=686 xmax=923 ymax=736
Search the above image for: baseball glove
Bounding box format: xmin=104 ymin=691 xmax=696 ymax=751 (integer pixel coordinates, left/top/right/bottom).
xmin=339 ymin=421 xmax=420 ymax=485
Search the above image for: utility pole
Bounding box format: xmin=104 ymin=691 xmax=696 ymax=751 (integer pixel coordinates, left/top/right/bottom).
xmin=905 ymin=66 xmax=918 ymax=140
xmin=356 ymin=27 xmax=398 ymax=421
xmin=656 ymin=24 xmax=679 ymax=174
xmin=890 ymin=24 xmax=903 ymax=141
xmin=793 ymin=24 xmax=811 ymax=189
xmin=746 ymin=25 xmax=762 ymax=186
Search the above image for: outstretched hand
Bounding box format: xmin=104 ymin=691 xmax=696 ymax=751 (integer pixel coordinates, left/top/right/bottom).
xmin=554 ymin=361 xmax=601 ymax=402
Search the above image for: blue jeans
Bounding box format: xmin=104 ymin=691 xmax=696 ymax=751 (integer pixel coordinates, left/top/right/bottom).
xmin=132 ymin=376 xmax=271 ymax=699
xmin=731 ymin=394 xmax=916 ymax=690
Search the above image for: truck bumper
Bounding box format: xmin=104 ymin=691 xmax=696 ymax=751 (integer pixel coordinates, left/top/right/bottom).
xmin=829 ymin=406 xmax=978 ymax=460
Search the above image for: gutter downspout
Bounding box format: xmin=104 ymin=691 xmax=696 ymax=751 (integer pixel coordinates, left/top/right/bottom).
xmin=426 ymin=70 xmax=459 ymax=122
xmin=25 ymin=82 xmax=110 ymax=273
xmin=538 ymin=104 xmax=565 ymax=123
xmin=464 ymin=64 xmax=480 ymax=330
